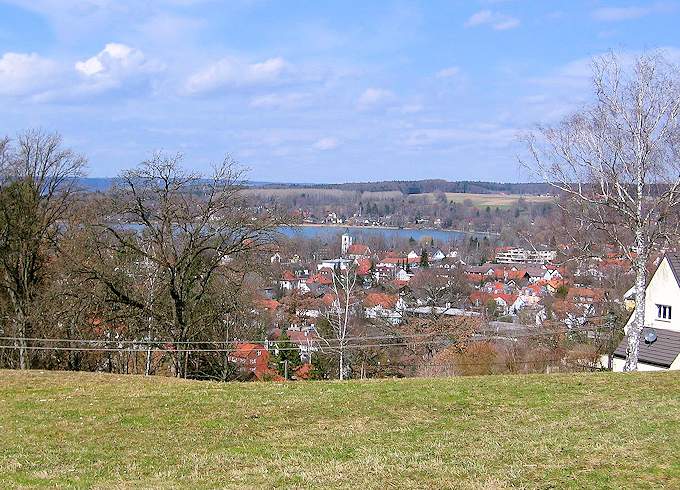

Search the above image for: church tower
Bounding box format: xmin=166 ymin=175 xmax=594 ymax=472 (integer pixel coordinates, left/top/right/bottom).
xmin=341 ymin=233 xmax=353 ymax=255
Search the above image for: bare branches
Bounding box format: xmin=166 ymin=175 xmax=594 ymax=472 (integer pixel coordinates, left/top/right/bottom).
xmin=520 ymin=51 xmax=680 ymax=371
xmin=0 ymin=130 xmax=87 ymax=369
xmin=82 ymin=151 xmax=282 ymax=377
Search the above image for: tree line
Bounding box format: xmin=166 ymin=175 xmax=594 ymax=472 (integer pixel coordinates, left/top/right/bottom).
xmin=0 ymin=131 xmax=284 ymax=378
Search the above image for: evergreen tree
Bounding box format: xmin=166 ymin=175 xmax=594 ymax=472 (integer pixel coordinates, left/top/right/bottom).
xmin=309 ymin=352 xmax=333 ymax=380
xmin=272 ymin=330 xmax=302 ymax=379
xmin=420 ymin=249 xmax=429 ymax=268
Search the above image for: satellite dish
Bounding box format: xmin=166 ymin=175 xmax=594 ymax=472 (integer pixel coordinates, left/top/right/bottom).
xmin=644 ymin=329 xmax=658 ymax=344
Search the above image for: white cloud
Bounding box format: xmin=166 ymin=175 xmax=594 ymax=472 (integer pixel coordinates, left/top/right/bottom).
xmin=357 ymin=88 xmax=395 ymax=110
xmin=404 ymin=125 xmax=518 ymax=149
xmin=0 ymin=52 xmax=58 ymax=97
xmin=313 ymin=137 xmax=339 ymax=150
xmin=436 ymin=66 xmax=461 ymax=78
xmin=250 ymin=92 xmax=308 ymax=109
xmin=184 ymin=57 xmax=290 ymax=95
xmin=465 ymin=10 xmax=520 ymax=30
xmin=74 ymin=43 xmax=162 ymax=92
xmin=591 ymin=3 xmax=674 ymax=22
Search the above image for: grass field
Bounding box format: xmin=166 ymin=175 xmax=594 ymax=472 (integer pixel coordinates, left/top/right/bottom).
xmin=241 ymin=188 xmax=554 ymax=207
xmin=1 ymin=370 xmax=679 ymax=489
xmin=443 ymin=192 xmax=554 ymax=208
xmin=241 ymin=188 xmax=403 ymax=201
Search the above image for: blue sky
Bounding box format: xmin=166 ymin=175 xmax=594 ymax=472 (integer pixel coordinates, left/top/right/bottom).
xmin=1 ymin=1 xmax=679 ymax=182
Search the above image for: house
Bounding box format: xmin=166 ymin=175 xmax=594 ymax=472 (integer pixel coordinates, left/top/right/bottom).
xmin=347 ymin=243 xmax=371 ymax=259
xmin=286 ymin=328 xmax=321 ymax=362
xmin=608 ymin=253 xmax=680 ymax=371
xmin=469 ymin=291 xmax=517 ymax=316
xmin=377 ymin=255 xmax=419 ymax=270
xmin=429 ymin=249 xmax=446 ymax=262
xmin=567 ymin=287 xmax=605 ymax=306
xmin=279 ymin=270 xmax=308 ymax=292
xmin=446 ymin=249 xmax=459 ymax=259
xmin=437 ymin=257 xmax=459 ymax=270
xmin=228 ymin=343 xmax=271 ymax=379
xmin=363 ymin=292 xmax=406 ymax=325
xmin=395 ymin=268 xmax=411 ymax=282
xmin=318 ymin=258 xmax=352 ymax=271
xmin=494 ymin=247 xmax=557 ymax=264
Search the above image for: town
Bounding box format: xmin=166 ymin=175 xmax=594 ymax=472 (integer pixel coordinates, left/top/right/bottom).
xmin=2 ymin=1 xmax=680 ymax=487
xmin=230 ymin=229 xmax=668 ymax=381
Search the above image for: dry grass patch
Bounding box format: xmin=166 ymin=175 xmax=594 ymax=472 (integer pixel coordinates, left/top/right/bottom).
xmin=443 ymin=192 xmax=554 ymax=208
xmin=0 ymin=370 xmax=679 ymax=488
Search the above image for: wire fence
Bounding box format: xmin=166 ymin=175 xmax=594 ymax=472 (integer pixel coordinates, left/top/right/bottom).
xmin=0 ymin=319 xmax=616 ymax=380
xmin=0 ymin=323 xmax=615 ymax=354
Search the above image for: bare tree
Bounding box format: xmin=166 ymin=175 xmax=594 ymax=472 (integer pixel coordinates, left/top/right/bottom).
xmin=324 ymin=265 xmax=360 ymax=380
xmin=83 ymin=152 xmax=282 ymax=378
xmin=522 ymin=52 xmax=680 ymax=370
xmin=0 ymin=130 xmax=86 ymax=369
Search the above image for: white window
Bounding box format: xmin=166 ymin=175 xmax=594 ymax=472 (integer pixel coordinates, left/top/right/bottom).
xmin=657 ymin=304 xmax=672 ymax=321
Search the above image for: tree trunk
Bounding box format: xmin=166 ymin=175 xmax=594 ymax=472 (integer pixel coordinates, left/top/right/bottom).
xmin=15 ymin=316 xmax=28 ymax=370
xmin=145 ymin=345 xmax=152 ymax=376
xmin=7 ymin=286 xmax=29 ymax=370
xmin=339 ymin=347 xmax=344 ymax=380
xmin=624 ymin=239 xmax=647 ymax=372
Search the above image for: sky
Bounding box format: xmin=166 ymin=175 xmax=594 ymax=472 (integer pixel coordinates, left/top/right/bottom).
xmin=1 ymin=1 xmax=680 ymax=183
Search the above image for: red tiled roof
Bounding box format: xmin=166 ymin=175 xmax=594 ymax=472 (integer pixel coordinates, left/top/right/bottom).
xmin=281 ymin=271 xmax=296 ymax=281
xmin=308 ymin=273 xmax=332 ymax=285
xmin=287 ymin=329 xmax=320 ymax=344
xmin=567 ymin=287 xmax=604 ymax=302
xmin=347 ymin=244 xmax=370 ymax=255
xmin=231 ymin=343 xmax=267 ymax=359
xmin=465 ymin=273 xmax=484 ymax=283
xmin=356 ymin=258 xmax=372 ymax=276
xmin=380 ymin=256 xmax=419 ymax=265
xmin=494 ymin=293 xmax=518 ymax=305
xmin=322 ymin=293 xmax=338 ymax=306
xmin=255 ymin=298 xmax=281 ymax=310
xmin=364 ymin=292 xmax=398 ymax=309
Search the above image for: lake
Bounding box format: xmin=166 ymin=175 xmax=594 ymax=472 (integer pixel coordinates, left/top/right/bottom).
xmin=276 ymin=225 xmax=494 ymax=243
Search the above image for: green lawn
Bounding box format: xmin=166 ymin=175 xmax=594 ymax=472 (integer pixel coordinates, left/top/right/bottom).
xmin=1 ymin=370 xmax=679 ymax=489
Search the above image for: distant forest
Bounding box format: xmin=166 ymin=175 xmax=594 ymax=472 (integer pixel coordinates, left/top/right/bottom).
xmin=259 ymin=179 xmax=553 ymax=195
xmin=79 ymin=178 xmax=553 ymax=195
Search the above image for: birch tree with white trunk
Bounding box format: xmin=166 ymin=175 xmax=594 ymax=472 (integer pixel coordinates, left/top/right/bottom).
xmin=325 ymin=265 xmax=359 ymax=380
xmin=521 ymin=52 xmax=680 ymax=371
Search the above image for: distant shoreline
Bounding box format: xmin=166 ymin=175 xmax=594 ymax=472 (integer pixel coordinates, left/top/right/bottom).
xmin=288 ymin=223 xmax=499 ymax=237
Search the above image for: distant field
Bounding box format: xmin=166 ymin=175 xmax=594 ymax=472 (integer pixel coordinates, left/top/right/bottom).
xmin=443 ymin=192 xmax=555 ymax=207
xmin=242 ymin=188 xmax=403 ymax=201
xmin=242 ymin=188 xmax=554 ymax=207
xmin=1 ymin=370 xmax=679 ymax=488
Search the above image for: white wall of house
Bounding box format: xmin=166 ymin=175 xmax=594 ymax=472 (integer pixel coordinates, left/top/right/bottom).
xmin=605 ymin=355 xmax=680 ymax=372
xmin=626 ymin=257 xmax=680 ymax=333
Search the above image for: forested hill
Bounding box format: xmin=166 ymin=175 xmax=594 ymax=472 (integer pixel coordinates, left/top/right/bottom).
xmin=79 ymin=178 xmax=552 ymax=195
xmin=259 ymin=179 xmax=553 ymax=195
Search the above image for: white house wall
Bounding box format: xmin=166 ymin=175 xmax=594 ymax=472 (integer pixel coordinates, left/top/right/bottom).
xmin=626 ymin=258 xmax=680 ymax=333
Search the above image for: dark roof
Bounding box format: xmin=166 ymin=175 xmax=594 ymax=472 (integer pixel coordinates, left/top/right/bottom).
xmin=613 ymin=327 xmax=680 ymax=368
xmin=667 ymin=253 xmax=680 ymax=288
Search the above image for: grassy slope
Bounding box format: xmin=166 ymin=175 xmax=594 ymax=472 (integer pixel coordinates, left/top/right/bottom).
xmin=1 ymin=371 xmax=679 ymax=489
xmin=443 ymin=192 xmax=554 ymax=208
